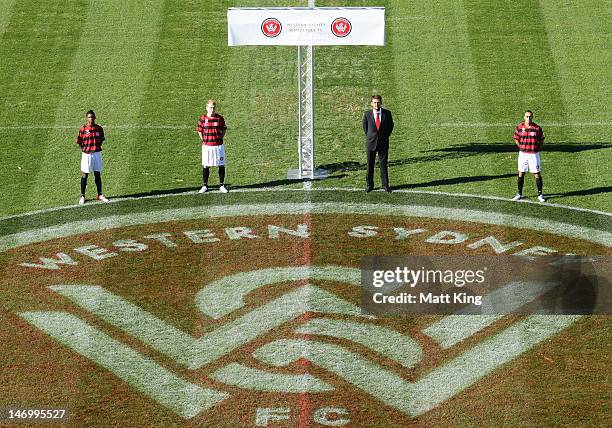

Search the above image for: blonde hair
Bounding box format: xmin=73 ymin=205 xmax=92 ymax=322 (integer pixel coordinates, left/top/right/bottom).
xmin=206 ymin=99 xmax=217 ymax=107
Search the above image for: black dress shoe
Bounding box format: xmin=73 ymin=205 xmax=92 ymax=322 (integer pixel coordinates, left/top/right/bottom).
xmin=383 ymin=186 xmax=392 ymax=193
xmin=365 ymin=186 xmax=373 ymax=193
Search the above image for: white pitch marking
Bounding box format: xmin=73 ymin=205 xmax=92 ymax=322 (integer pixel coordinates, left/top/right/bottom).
xmin=1 ymin=121 xmax=611 ymax=130
xmin=196 ymin=265 xmax=361 ymax=318
xmin=295 ymin=318 xmax=422 ymax=368
xmin=423 ymin=280 xmax=562 ymax=349
xmin=255 ymin=314 xmax=582 ymax=417
xmin=18 ymin=311 xmax=228 ymax=418
xmin=210 ymin=363 xmax=334 ymax=393
xmin=49 ymin=283 xmax=361 ymax=369
xmin=1 ymin=202 xmax=609 ymax=252
xmin=432 ymin=121 xmax=612 ymax=128
xmin=1 ymin=188 xmax=608 ymax=223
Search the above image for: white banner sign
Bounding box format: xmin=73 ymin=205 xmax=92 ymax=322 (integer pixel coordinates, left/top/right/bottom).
xmin=228 ymin=7 xmax=385 ymax=46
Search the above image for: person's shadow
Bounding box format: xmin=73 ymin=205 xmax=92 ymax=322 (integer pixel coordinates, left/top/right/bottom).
xmin=543 ymin=186 xmax=612 ymax=201
xmin=116 ymin=174 xmax=348 ymax=198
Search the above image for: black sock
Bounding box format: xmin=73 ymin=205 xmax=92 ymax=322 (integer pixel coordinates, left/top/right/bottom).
xmin=203 ymin=167 xmax=210 ymax=186
xmin=536 ymin=176 xmax=543 ymax=194
xmin=81 ymin=174 xmax=88 ymax=196
xmin=517 ymin=175 xmax=524 ymax=195
xmin=219 ymin=166 xmax=225 ymax=185
xmin=94 ymin=171 xmax=102 ymax=195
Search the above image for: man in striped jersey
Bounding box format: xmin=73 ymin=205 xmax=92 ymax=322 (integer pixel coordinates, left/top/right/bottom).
xmin=512 ymin=110 xmax=545 ymax=202
xmin=197 ymin=99 xmax=228 ymax=193
xmin=76 ymin=110 xmax=109 ymax=205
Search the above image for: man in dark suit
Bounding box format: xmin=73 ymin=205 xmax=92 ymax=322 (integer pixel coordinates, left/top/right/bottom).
xmin=363 ymin=95 xmax=394 ymax=192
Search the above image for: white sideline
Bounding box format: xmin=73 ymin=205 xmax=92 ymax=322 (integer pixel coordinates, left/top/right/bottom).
xmin=0 ymin=187 xmax=609 ymax=222
xmin=1 ymin=121 xmax=611 ymax=130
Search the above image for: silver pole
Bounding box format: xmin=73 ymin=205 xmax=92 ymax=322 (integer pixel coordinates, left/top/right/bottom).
xmin=297 ymin=46 xmax=303 ymax=177
xmin=307 ymin=44 xmax=314 ymax=179
xmin=288 ymin=0 xmax=327 ymax=180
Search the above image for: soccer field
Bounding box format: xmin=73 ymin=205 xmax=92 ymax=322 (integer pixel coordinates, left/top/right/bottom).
xmin=0 ymin=1 xmax=610 ymax=427
xmin=0 ymin=0 xmax=610 ymax=215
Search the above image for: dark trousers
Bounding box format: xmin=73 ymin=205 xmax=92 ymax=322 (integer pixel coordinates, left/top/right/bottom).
xmin=366 ymin=149 xmax=389 ymax=189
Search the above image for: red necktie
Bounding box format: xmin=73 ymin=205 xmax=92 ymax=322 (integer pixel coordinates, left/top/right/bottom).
xmin=375 ymin=112 xmax=381 ymax=130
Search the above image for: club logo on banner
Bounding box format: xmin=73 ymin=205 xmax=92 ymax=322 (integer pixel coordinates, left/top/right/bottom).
xmin=228 ymin=7 xmax=385 ymax=46
xmin=331 ymin=17 xmax=351 ymax=37
xmin=261 ymin=17 xmax=282 ymax=38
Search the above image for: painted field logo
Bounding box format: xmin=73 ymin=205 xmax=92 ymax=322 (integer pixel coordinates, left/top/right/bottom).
xmin=331 ymin=17 xmax=351 ymax=37
xmin=2 ymin=200 xmax=609 ymax=427
xmin=261 ymin=18 xmax=282 ymax=38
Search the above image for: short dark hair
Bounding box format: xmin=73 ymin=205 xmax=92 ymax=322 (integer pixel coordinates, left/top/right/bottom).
xmin=86 ymin=110 xmax=96 ymax=117
xmin=371 ymin=95 xmax=382 ymax=102
xmin=524 ymin=110 xmax=533 ymax=115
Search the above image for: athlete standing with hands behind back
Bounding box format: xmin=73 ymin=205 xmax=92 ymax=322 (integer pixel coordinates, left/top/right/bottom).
xmin=512 ymin=110 xmax=546 ymax=202
xmin=76 ymin=110 xmax=109 ymax=205
xmin=197 ymin=99 xmax=228 ymax=193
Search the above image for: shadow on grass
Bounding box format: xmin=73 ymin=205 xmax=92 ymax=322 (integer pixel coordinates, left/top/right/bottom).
xmin=117 ymin=186 xmax=200 ymax=199
xmin=116 ymin=174 xmax=349 ymax=198
xmin=544 ymin=186 xmax=612 ymax=201
xmin=392 ymin=173 xmax=516 ymax=190
xmin=318 ymin=152 xmax=477 ymax=174
xmin=319 ymin=142 xmax=611 ymax=175
xmin=426 ymin=141 xmax=612 ymax=154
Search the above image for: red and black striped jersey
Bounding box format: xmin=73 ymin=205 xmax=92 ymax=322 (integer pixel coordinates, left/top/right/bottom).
xmin=197 ymin=114 xmax=226 ymax=146
xmin=513 ymin=122 xmax=544 ymax=153
xmin=76 ymin=124 xmax=105 ymax=153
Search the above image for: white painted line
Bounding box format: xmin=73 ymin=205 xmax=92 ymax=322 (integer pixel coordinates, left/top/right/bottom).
xmin=433 ymin=122 xmax=612 ymax=128
xmin=1 ymin=188 xmax=609 ymax=223
xmin=1 ymin=202 xmax=610 ymax=252
xmin=50 ymin=282 xmax=361 ymax=370
xmin=0 ymin=124 xmax=193 ymax=131
xmin=1 ymin=122 xmax=611 ymax=131
xmin=254 ymin=314 xmax=583 ymax=417
xmin=19 ymin=311 xmax=228 ymax=418
xmin=210 ymin=363 xmax=334 ymax=393
xmin=296 ymin=318 xmax=422 ymax=368
xmin=423 ymin=281 xmax=561 ymax=349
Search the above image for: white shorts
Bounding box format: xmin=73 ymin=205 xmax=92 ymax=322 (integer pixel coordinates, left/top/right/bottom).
xmin=81 ymin=151 xmax=103 ymax=173
xmin=202 ymin=144 xmax=225 ymax=167
xmin=518 ymin=151 xmax=541 ymax=173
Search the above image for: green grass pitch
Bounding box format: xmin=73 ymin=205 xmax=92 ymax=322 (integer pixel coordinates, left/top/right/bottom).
xmin=0 ymin=0 xmax=610 ymax=217
xmin=0 ymin=1 xmax=610 ymax=427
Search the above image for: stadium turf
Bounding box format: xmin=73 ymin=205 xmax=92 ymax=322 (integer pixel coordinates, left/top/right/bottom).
xmin=0 ymin=0 xmax=610 ymax=217
xmin=0 ymin=1 xmax=610 ymax=426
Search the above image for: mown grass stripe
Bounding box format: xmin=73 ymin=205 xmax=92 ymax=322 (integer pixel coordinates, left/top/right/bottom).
xmin=537 ymin=0 xmax=612 ymax=207
xmin=0 ymin=0 xmax=88 ymax=214
xmin=2 ymin=121 xmax=612 ymax=131
xmin=0 ymin=0 xmax=17 ymax=37
xmin=27 ymin=0 xmax=166 ymax=208
xmin=464 ymin=0 xmax=569 ymax=123
xmin=539 ymin=0 xmax=612 ymax=123
xmin=463 ymin=0 xmax=572 ymax=196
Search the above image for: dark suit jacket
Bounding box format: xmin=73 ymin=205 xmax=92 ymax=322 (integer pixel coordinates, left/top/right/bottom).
xmin=363 ymin=108 xmax=394 ymax=152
